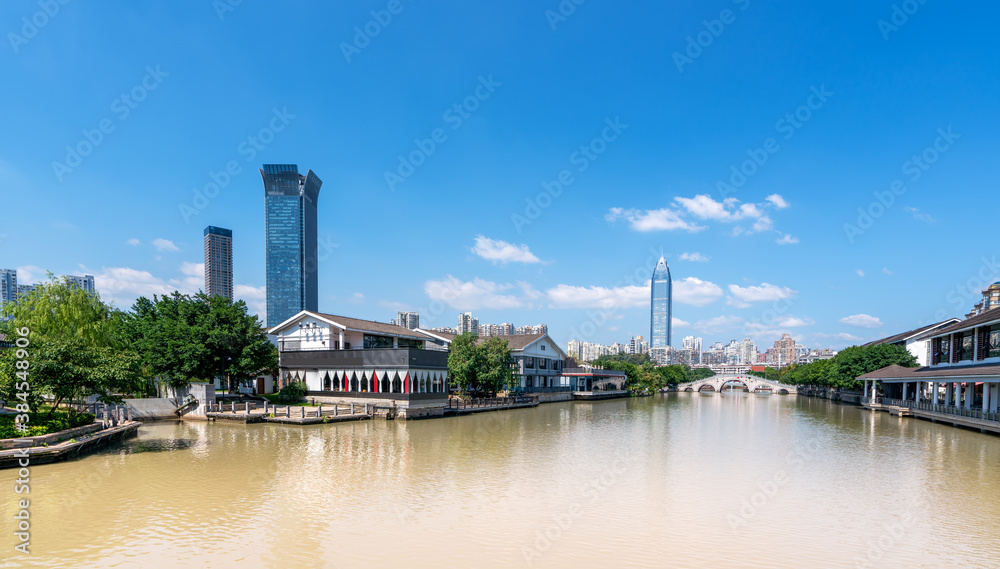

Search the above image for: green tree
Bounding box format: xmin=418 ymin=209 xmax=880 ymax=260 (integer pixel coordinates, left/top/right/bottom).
xmin=126 ymin=292 xmax=276 ymax=390
xmin=824 ymin=344 xmax=917 ymax=389
xmin=0 ymin=276 xmax=143 ymax=414
xmin=446 ymin=333 xmax=515 ymax=396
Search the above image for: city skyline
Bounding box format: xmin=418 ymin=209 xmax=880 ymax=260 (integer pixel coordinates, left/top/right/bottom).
xmin=2 ymin=3 xmax=998 ymax=351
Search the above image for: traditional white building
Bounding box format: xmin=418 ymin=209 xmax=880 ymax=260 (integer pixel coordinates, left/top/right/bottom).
xmin=268 ymin=311 xmax=451 ymax=418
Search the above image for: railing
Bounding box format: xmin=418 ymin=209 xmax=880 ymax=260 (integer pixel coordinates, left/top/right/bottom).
xmin=870 ymin=397 xmax=1000 ymax=422
xmin=208 ymin=401 xmax=370 ymax=418
xmin=447 ymin=396 xmax=536 ymax=410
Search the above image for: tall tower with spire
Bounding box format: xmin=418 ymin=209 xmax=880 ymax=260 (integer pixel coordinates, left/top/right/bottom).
xmin=650 ymin=255 xmax=672 ymax=350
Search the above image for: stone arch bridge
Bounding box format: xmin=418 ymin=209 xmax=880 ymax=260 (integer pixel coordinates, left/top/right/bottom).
xmin=668 ymin=374 xmax=797 ymax=395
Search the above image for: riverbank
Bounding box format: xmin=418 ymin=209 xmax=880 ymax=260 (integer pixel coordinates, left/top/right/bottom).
xmin=0 ymin=421 xmax=141 ymax=469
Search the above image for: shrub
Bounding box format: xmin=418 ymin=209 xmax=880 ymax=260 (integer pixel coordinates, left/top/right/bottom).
xmin=277 ymin=381 xmax=308 ymax=404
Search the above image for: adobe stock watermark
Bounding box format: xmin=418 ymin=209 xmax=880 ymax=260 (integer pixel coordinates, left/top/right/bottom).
xmin=853 ymin=496 xmax=926 ymax=568
xmin=512 ymin=116 xmax=628 ymax=233
xmin=179 ymin=107 xmax=295 ymax=222
xmin=12 ymin=327 xmax=32 ymax=556
xmin=52 ymin=65 xmax=169 ymax=183
xmin=521 ymin=451 xmax=630 ymax=565
xmin=877 ymin=0 xmax=930 ymax=41
xmin=726 ymin=438 xmax=819 ymax=531
xmin=544 ymin=0 xmax=586 ymax=31
xmin=843 ymin=126 xmax=959 ymax=243
xmin=717 ymin=85 xmax=833 ymax=199
xmin=568 ymin=246 xmax=660 ymax=343
xmin=384 ymin=75 xmax=501 ymax=192
xmin=340 ymin=0 xmax=414 ymax=63
xmin=213 ymin=0 xmax=244 ymax=21
xmin=672 ymin=0 xmax=752 ymax=73
xmin=7 ymin=0 xmax=72 ymax=54
xmin=918 ymin=255 xmax=999 ymax=327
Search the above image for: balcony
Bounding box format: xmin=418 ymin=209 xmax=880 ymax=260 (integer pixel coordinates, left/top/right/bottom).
xmin=280 ymin=347 xmax=448 ymax=369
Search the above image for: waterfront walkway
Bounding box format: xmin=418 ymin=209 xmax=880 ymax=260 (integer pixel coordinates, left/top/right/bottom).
xmin=863 ymin=397 xmax=1000 ymax=435
xmin=443 ymin=396 xmax=538 ymax=416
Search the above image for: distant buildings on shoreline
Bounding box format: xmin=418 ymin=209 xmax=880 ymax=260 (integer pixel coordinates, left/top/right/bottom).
xmin=0 ymin=268 xmax=95 ymax=307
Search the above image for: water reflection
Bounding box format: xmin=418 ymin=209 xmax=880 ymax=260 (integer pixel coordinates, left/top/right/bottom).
xmin=3 ymin=393 xmax=1000 ymax=568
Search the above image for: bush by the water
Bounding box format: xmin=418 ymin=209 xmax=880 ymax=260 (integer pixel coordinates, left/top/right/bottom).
xmin=0 ymin=411 xmax=96 ymax=439
xmin=276 ymin=381 xmax=308 ymax=404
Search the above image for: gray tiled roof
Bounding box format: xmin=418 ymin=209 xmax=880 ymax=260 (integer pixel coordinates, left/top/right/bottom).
xmin=858 ymin=363 xmax=1000 ymax=381
xmin=862 ymin=319 xmax=960 ymax=347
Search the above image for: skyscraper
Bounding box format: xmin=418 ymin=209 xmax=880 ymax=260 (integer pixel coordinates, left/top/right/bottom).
xmin=650 ymin=255 xmax=672 ymax=349
xmin=394 ymin=311 xmax=419 ymax=330
xmin=64 ymin=274 xmax=96 ymax=294
xmin=262 ymin=164 xmax=322 ymax=327
xmin=204 ymin=226 xmax=233 ymax=300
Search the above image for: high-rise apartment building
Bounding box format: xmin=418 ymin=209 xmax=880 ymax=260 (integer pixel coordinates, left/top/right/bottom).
xmin=394 ymin=311 xmax=420 ymax=330
xmin=967 ymin=281 xmax=1000 ymax=318
xmin=457 ymin=312 xmax=479 ymax=335
xmin=204 ymin=226 xmax=233 ymax=300
xmin=64 ymin=274 xmax=96 ymax=294
xmin=651 ymin=256 xmax=672 ymax=349
xmin=262 ymin=164 xmax=322 ymax=327
xmin=0 ymin=269 xmax=16 ymax=306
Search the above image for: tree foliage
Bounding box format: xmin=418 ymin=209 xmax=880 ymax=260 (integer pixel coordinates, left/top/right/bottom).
xmin=590 ymin=356 xmax=707 ymax=393
xmin=126 ymin=292 xmax=277 ymax=389
xmin=447 ymin=333 xmax=515 ymax=396
xmin=0 ymin=277 xmax=145 ymax=412
xmin=749 ymin=344 xmax=918 ymax=389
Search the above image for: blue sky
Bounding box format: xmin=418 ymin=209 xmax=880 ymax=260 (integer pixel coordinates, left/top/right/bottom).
xmin=2 ymin=0 xmax=998 ymax=351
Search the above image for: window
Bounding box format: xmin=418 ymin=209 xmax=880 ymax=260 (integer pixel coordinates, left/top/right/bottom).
xmin=525 ymin=357 xmax=535 ymax=368
xmin=363 ymin=334 xmax=393 ymax=349
xmin=541 ymin=345 xmax=546 ymax=351
xmin=990 ymin=325 xmax=1000 ymax=359
xmin=398 ymin=338 xmax=423 ymax=349
xmin=960 ymin=331 xmax=974 ymax=361
xmin=937 ymin=336 xmax=950 ymax=364
xmin=539 ymin=358 xmax=548 ymax=369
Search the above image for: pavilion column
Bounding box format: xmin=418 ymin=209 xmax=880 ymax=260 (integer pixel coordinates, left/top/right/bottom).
xmin=983 ymin=383 xmax=991 ymax=412
xmin=863 ymin=380 xmax=869 ymax=401
xmin=915 ymin=381 xmax=921 ymax=403
xmin=954 ymin=383 xmax=961 ymax=406
xmin=339 ymin=330 xmax=344 ymax=350
xmin=902 ymin=383 xmax=908 ymax=401
xmin=991 ymin=384 xmax=1000 ymax=412
xmin=946 ymin=383 xmax=953 ymax=406
xmin=964 ymin=384 xmax=973 ymax=409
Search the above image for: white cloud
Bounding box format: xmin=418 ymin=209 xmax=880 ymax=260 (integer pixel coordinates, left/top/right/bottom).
xmin=126 ymin=238 xmax=141 ymax=246
xmin=545 ymin=283 xmax=647 ymax=310
xmin=674 ymin=195 xmax=744 ymax=221
xmin=674 ymin=277 xmax=724 ymax=306
xmin=605 ymin=207 xmax=705 ymax=232
xmin=856 ymin=269 xmax=865 ymax=277
xmin=694 ymin=315 xmax=744 ymax=333
xmin=234 ymin=284 xmax=266 ymax=320
xmin=840 ymin=314 xmax=883 ymax=329
xmin=349 ymin=292 xmax=366 ymax=304
xmin=775 ymin=234 xmax=799 ymax=245
xmin=751 ymin=216 xmax=773 ymax=232
xmin=746 ymin=315 xmax=814 ymax=330
xmin=425 ymin=276 xmax=523 ymax=310
xmin=180 ymin=262 xmax=204 ymax=277
xmin=728 ymin=283 xmax=796 ymax=303
xmin=94 ymin=267 xmax=176 ymax=305
xmin=471 ymin=236 xmax=540 ymax=264
xmin=680 ymin=252 xmax=709 ymax=262
xmin=883 ymin=267 xmax=893 ymax=275
xmin=15 ymin=265 xmax=47 ymax=285
xmin=904 ymin=206 xmax=935 ymax=224
xmin=672 ymin=317 xmax=690 ymax=327
xmin=152 ymin=238 xmax=180 ymax=252
xmin=766 ymin=194 xmax=790 ymax=209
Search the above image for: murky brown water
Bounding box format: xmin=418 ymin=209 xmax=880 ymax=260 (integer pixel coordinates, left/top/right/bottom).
xmin=4 ymin=393 xmax=1000 ymax=568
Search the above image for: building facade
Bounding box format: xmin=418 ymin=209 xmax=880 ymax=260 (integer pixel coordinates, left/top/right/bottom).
xmin=204 ymin=226 xmax=234 ymax=300
xmin=262 ymin=164 xmax=322 ymax=328
xmin=269 ymin=311 xmax=450 ymax=419
xmin=966 ymin=281 xmax=1000 ymax=318
xmin=457 ymin=312 xmax=479 ymax=335
xmin=651 ymin=256 xmax=672 ymax=349
xmin=0 ymin=269 xmax=16 ymax=306
xmin=393 ymin=311 xmax=420 ymax=330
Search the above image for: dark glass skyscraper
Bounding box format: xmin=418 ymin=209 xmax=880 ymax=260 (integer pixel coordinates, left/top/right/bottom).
xmin=650 ymin=255 xmax=672 ymax=349
xmin=262 ymin=164 xmax=322 ymax=327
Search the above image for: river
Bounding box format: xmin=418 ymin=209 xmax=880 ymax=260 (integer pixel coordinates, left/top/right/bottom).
xmin=4 ymin=393 xmax=1000 ymax=568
